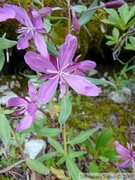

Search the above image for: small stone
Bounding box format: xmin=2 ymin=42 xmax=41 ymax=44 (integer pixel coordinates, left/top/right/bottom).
xmin=87 ymin=69 xmax=98 ymax=76
xmin=108 ymin=91 xmax=126 ymax=103
xmin=24 ymin=139 xmax=46 ymax=159
xmin=0 ymin=91 xmax=18 ymax=105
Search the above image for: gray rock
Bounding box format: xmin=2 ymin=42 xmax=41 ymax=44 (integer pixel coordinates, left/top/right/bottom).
xmin=24 ymin=139 xmax=46 ymax=159
xmin=87 ymin=69 xmax=98 ymax=76
xmin=108 ymin=87 xmax=132 ymax=103
xmin=0 ymin=86 xmax=18 ymax=105
xmin=108 ymin=91 xmax=126 ymax=103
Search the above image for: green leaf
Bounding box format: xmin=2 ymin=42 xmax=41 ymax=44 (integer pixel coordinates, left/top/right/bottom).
xmin=113 ymin=28 xmax=120 ymax=40
xmin=96 ymin=128 xmax=112 ymax=151
xmin=86 ymin=77 xmax=117 ymax=89
xmin=32 ymin=0 xmax=42 ymax=5
xmin=73 ymin=5 xmax=87 ymax=13
xmin=33 ymin=124 xmax=61 ymax=137
xmin=68 ymin=126 xmax=100 ymax=146
xmin=46 ymin=41 xmax=58 ymax=56
xmin=48 ymin=137 xmax=64 ymax=154
xmin=79 ymin=0 xmax=98 ymax=26
xmin=101 ymin=150 xmax=118 ymax=161
xmin=0 ymin=51 xmax=5 ymax=71
xmin=57 ymin=156 xmax=66 ymax=165
xmin=0 ymin=114 xmax=11 ymax=147
xmin=3 ymin=109 xmax=14 ymax=114
xmin=88 ymin=162 xmax=98 ymax=173
xmin=106 ymin=41 xmax=116 ymax=46
xmin=68 ymin=151 xmax=86 ymax=158
xmin=0 ymin=37 xmax=17 ymax=51
xmin=58 ymin=94 xmax=72 ymax=124
xmin=66 ymin=157 xmax=81 ymax=180
xmin=36 ymin=152 xmax=58 ymax=163
xmin=26 ymin=158 xmax=50 ymax=175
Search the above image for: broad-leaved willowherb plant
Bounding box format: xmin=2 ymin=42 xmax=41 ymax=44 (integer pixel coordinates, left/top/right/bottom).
xmin=1 ymin=0 xmax=133 ymax=179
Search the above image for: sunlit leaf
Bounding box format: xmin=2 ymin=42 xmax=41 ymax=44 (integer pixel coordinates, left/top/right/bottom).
xmin=36 ymin=152 xmax=58 ymax=163
xmin=0 ymin=51 xmax=5 ymax=71
xmin=0 ymin=114 xmax=11 ymax=147
xmin=96 ymin=128 xmax=112 ymax=151
xmin=66 ymin=157 xmax=81 ymax=180
xmin=48 ymin=137 xmax=64 ymax=154
xmin=33 ymin=123 xmax=61 ymax=137
xmin=0 ymin=37 xmax=16 ymax=51
xmin=26 ymin=158 xmax=50 ymax=175
xmin=58 ymin=94 xmax=72 ymax=124
xmin=68 ymin=126 xmax=100 ymax=146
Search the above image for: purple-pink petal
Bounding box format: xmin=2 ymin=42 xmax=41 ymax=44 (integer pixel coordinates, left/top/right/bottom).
xmin=38 ymin=7 xmax=52 ymax=17
xmin=58 ymin=34 xmax=78 ymax=69
xmin=25 ymin=51 xmax=55 ymax=72
xmin=27 ymin=103 xmax=37 ymax=120
xmin=4 ymin=4 xmax=33 ymax=27
xmin=115 ymin=141 xmax=129 ymax=157
xmin=78 ymin=60 xmax=96 ymax=71
xmin=28 ymin=84 xmax=37 ymax=102
xmin=0 ymin=8 xmax=15 ymax=22
xmin=38 ymin=76 xmax=59 ymax=104
xmin=116 ymin=159 xmax=131 ymax=168
xmin=6 ymin=97 xmax=27 ymax=107
xmin=17 ymin=31 xmax=32 ymax=50
xmin=16 ymin=114 xmax=33 ymax=131
xmin=63 ymin=74 xmax=100 ymax=96
xmin=34 ymin=31 xmax=49 ymax=58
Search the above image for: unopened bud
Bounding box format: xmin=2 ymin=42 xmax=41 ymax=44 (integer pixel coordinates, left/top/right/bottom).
xmin=105 ymin=0 xmax=125 ymax=8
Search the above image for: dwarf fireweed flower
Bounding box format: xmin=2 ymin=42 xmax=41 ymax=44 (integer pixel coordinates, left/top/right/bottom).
xmin=6 ymin=84 xmax=38 ymax=131
xmin=4 ymin=4 xmax=52 ymax=58
xmin=0 ymin=6 xmax=15 ymax=22
xmin=115 ymin=140 xmax=135 ymax=172
xmin=24 ymin=34 xmax=100 ymax=104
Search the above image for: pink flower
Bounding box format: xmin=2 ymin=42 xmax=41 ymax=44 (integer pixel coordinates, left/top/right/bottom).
xmin=6 ymin=84 xmax=38 ymax=131
xmin=24 ymin=34 xmax=100 ymax=104
xmin=115 ymin=140 xmax=135 ymax=172
xmin=4 ymin=4 xmax=51 ymax=58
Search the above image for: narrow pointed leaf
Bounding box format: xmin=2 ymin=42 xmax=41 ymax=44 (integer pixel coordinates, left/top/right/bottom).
xmin=57 ymin=156 xmax=66 ymax=165
xmin=26 ymin=158 xmax=50 ymax=175
xmin=68 ymin=151 xmax=87 ymax=158
xmin=0 ymin=114 xmax=11 ymax=147
xmin=0 ymin=51 xmax=5 ymax=71
xmin=48 ymin=137 xmax=64 ymax=154
xmin=96 ymin=128 xmax=112 ymax=151
xmin=50 ymin=166 xmax=67 ymax=179
xmin=66 ymin=157 xmax=81 ymax=180
xmin=79 ymin=0 xmax=98 ymax=26
xmin=68 ymin=126 xmax=100 ymax=146
xmin=0 ymin=37 xmax=16 ymax=50
xmin=58 ymin=95 xmax=72 ymax=124
xmin=86 ymin=77 xmax=117 ymax=88
xmin=36 ymin=152 xmax=58 ymax=163
xmin=33 ymin=123 xmax=61 ymax=137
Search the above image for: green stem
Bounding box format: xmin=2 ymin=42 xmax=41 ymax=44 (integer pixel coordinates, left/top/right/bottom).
xmin=63 ymin=123 xmax=67 ymax=156
xmin=10 ymin=126 xmax=26 ymax=159
xmin=10 ymin=126 xmax=38 ymax=178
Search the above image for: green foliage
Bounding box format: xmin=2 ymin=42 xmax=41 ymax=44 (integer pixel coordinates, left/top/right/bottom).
xmin=26 ymin=158 xmax=50 ymax=175
xmin=124 ymin=36 xmax=135 ymax=51
xmin=105 ymin=27 xmax=120 ymax=46
xmin=58 ymin=92 xmax=72 ymax=124
xmin=101 ymin=3 xmax=135 ymax=31
xmin=96 ymin=128 xmax=112 ymax=151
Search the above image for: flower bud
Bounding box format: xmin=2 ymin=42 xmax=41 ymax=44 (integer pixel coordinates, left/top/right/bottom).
xmin=105 ymin=0 xmax=125 ymax=8
xmin=71 ymin=6 xmax=80 ymax=33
